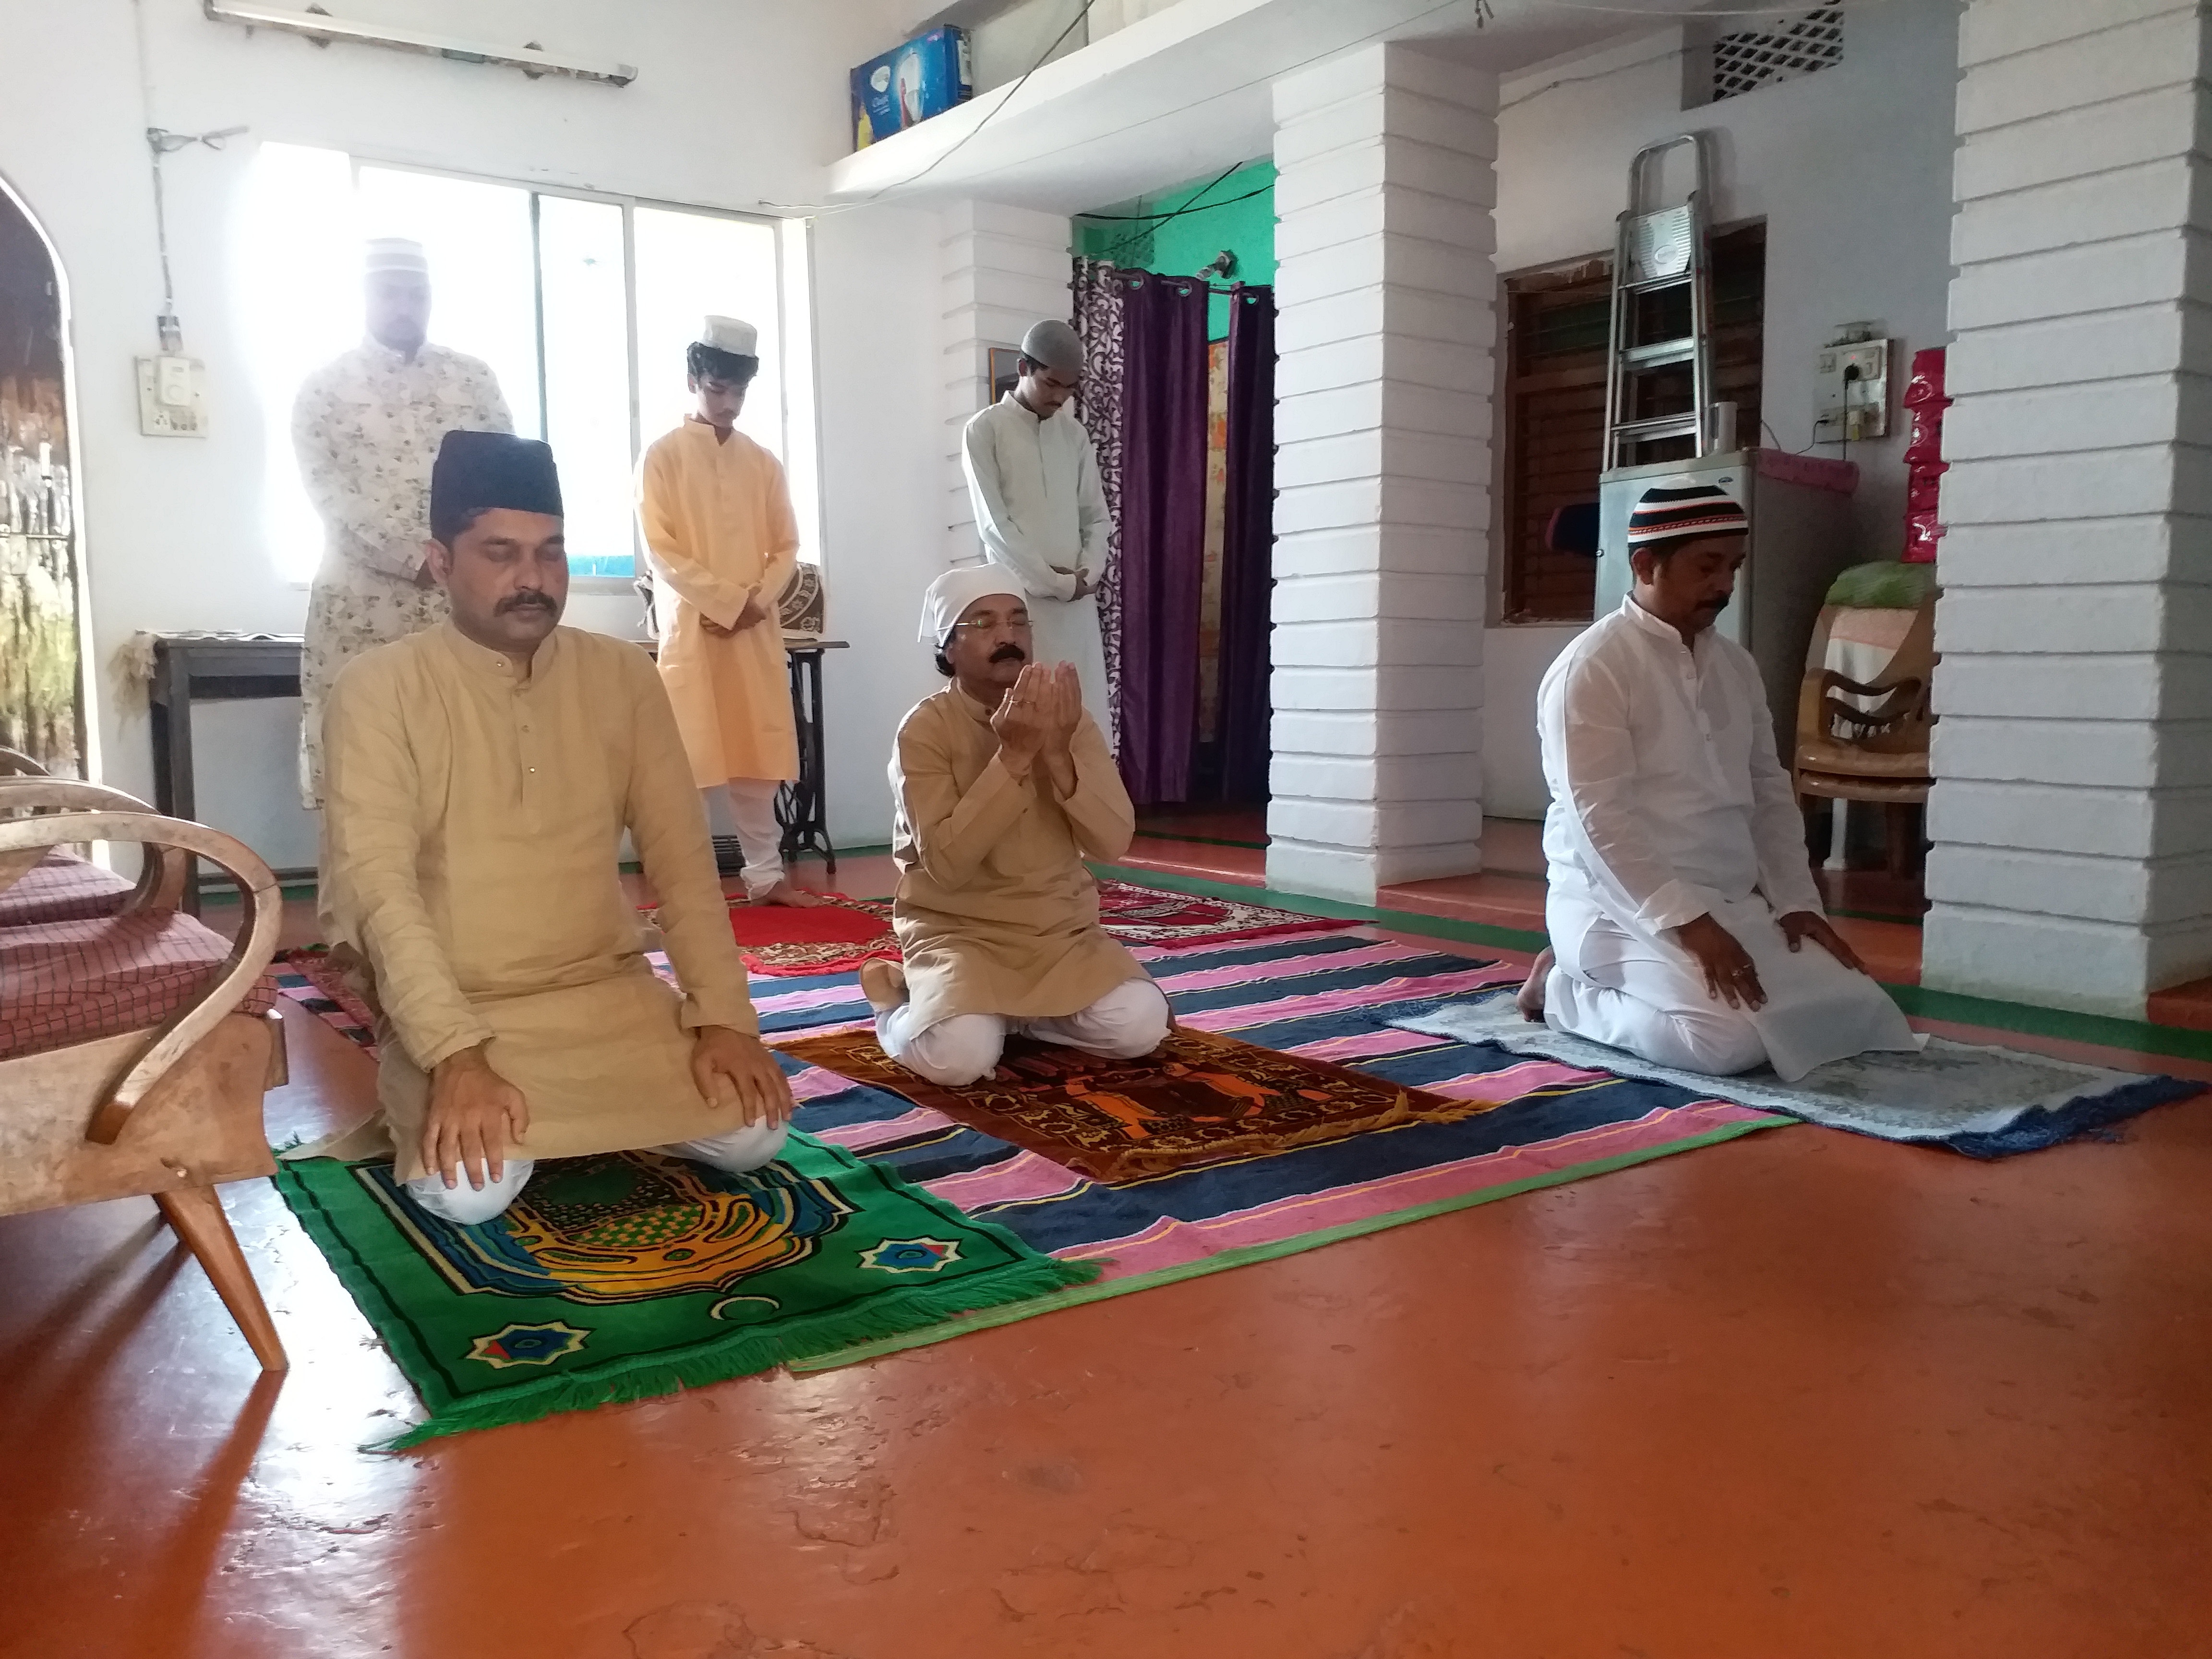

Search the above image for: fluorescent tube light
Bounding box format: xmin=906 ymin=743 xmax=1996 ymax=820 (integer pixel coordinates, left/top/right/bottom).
xmin=202 ymin=3 xmax=637 ymax=87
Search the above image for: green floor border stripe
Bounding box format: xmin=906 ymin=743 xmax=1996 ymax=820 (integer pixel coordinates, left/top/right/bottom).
xmin=1132 ymin=830 xmax=1272 ymax=851
xmin=788 ymin=1114 xmax=1793 ymax=1373
xmin=1887 ymin=984 xmax=2212 ymax=1065
xmin=1090 ymin=861 xmax=1551 ymax=955
xmin=1089 ymin=861 xmax=2212 ymax=1064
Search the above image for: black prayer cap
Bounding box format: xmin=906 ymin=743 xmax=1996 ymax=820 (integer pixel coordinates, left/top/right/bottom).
xmin=430 ymin=429 xmax=564 ymax=545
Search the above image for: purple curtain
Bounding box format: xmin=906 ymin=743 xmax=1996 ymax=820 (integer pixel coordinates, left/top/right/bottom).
xmin=1070 ymin=260 xmax=1127 ymax=734
xmin=1116 ymin=272 xmax=1211 ymax=807
xmin=1217 ymin=285 xmax=1275 ymax=803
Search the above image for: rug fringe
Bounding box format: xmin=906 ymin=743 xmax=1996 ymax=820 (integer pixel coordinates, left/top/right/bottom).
xmin=371 ymin=1254 xmax=1098 ymax=1451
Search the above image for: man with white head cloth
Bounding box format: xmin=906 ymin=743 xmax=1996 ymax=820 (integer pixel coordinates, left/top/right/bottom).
xmin=294 ymin=236 xmax=513 ymax=809
xmin=858 ymin=567 xmax=1170 ymax=1087
xmin=959 ymin=317 xmax=1114 ymax=743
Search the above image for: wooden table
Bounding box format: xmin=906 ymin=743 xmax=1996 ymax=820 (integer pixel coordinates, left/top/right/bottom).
xmin=142 ymin=631 xmax=847 ymax=904
xmin=147 ymin=634 xmax=305 ymax=912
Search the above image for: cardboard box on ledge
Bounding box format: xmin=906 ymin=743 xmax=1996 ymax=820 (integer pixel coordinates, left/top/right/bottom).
xmin=850 ymin=25 xmax=973 ymax=151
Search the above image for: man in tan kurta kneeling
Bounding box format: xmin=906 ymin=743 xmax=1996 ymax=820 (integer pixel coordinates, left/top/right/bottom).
xmin=859 ymin=567 xmax=1170 ymax=1086
xmin=318 ymin=429 xmax=795 ymax=1226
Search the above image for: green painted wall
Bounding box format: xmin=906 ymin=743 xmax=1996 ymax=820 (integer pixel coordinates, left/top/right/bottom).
xmin=1075 ymin=160 xmax=1275 ymax=340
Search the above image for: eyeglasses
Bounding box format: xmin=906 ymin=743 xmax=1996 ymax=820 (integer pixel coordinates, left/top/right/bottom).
xmin=948 ymin=616 xmax=1032 ymax=633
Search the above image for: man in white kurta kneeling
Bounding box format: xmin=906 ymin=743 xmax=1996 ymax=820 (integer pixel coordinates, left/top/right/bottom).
xmin=1519 ymin=479 xmax=1921 ymax=1082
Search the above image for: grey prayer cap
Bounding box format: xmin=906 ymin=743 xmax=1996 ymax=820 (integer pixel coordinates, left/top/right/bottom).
xmin=1020 ymin=318 xmax=1084 ymax=374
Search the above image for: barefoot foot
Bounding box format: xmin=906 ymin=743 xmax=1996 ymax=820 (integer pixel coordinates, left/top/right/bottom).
xmin=754 ymin=878 xmax=829 ymax=908
xmin=1515 ymin=946 xmax=1555 ymax=1022
xmin=858 ymin=958 xmax=908 ymax=1014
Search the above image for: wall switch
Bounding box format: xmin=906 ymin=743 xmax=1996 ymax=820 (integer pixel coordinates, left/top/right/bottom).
xmin=1814 ymin=337 xmax=1890 ymax=443
xmin=137 ymin=355 xmax=208 ymax=437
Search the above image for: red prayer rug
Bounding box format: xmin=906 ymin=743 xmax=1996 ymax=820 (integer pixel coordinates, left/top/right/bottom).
xmin=772 ymin=1022 xmax=1485 ymax=1183
xmin=722 ymin=895 xmax=901 ymax=976
xmin=676 ymin=880 xmax=1358 ymax=978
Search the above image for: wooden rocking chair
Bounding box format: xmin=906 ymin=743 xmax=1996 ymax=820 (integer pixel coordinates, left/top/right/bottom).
xmin=0 ymin=784 xmax=289 ymax=1370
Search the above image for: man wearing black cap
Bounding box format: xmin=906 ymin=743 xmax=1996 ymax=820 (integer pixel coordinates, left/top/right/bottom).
xmin=308 ymin=430 xmax=794 ymax=1225
xmin=1522 ymin=479 xmax=1919 ymax=1082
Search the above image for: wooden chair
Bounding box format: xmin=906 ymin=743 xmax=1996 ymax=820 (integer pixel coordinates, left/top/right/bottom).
xmin=1792 ymin=599 xmax=1937 ymax=878
xmin=0 ymin=776 xmax=191 ymax=923
xmin=0 ymin=785 xmax=289 ymax=1370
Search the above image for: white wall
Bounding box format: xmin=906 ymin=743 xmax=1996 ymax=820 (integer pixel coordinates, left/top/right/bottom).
xmin=1481 ymin=1 xmax=1962 ymax=818
xmin=813 ymin=204 xmax=955 ymax=846
xmin=1922 ymin=0 xmax=2212 ymax=1014
xmin=0 ymin=0 xmax=928 ymax=866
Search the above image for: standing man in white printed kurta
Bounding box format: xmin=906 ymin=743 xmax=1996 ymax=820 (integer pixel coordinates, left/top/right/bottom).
xmin=294 ymin=237 xmax=513 ymax=808
xmin=960 ymin=317 xmax=1113 ymax=745
xmin=637 ymin=317 xmax=820 ymax=907
xmin=1522 ymin=480 xmax=1921 ymax=1082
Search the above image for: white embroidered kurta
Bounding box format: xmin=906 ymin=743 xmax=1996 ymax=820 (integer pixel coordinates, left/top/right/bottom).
xmin=960 ymin=394 xmax=1113 ymax=737
xmin=294 ymin=337 xmax=512 ymax=807
xmin=1537 ymin=597 xmax=1919 ymax=1081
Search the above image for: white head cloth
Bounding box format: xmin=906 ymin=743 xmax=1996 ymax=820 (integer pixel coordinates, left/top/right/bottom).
xmin=364 ymin=237 xmax=428 ymax=276
xmin=700 ymin=315 xmax=758 ymax=357
xmin=1020 ymin=318 xmax=1083 ymax=374
xmin=918 ymin=564 xmax=1024 ymax=647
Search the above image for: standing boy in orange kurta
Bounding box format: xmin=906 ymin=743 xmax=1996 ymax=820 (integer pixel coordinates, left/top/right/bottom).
xmin=637 ymin=316 xmax=820 ymax=907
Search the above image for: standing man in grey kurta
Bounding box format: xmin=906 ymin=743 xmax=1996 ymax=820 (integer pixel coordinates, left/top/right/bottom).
xmin=960 ymin=318 xmax=1114 ymax=744
xmin=293 ymin=237 xmax=512 ymax=808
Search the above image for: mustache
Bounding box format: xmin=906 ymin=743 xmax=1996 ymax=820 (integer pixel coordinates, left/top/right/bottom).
xmin=989 ymin=643 xmax=1027 ymax=663
xmin=497 ymin=590 xmax=557 ymax=614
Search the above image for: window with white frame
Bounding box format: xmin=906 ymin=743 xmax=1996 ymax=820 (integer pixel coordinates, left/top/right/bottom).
xmin=239 ymin=143 xmax=819 ymax=582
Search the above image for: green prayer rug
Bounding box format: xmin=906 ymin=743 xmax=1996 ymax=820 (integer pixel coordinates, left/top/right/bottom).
xmin=274 ymin=1133 xmax=1097 ymax=1449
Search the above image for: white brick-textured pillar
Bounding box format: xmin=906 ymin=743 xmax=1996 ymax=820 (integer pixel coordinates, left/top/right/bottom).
xmin=1265 ymin=44 xmax=1495 ymax=903
xmin=1925 ymin=0 xmax=2212 ymax=1015
xmin=939 ymin=201 xmax=1070 ymax=565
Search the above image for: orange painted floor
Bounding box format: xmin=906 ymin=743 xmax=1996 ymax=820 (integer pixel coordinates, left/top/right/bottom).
xmin=7 ymin=839 xmax=2212 ymax=1657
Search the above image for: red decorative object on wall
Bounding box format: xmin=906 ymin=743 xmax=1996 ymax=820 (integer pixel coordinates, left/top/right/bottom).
xmin=1900 ymin=346 xmax=1948 ymax=565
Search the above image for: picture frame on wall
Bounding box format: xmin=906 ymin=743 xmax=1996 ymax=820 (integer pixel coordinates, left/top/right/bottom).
xmin=987 ymin=345 xmax=1022 ymax=406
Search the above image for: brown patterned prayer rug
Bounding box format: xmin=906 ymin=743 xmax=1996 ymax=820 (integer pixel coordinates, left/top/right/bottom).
xmin=773 ymin=1022 xmax=1485 ymax=1182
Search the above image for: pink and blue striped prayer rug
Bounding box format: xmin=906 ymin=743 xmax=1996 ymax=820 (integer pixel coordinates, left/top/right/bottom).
xmin=750 ymin=931 xmax=1795 ymax=1369
xmin=276 ymin=931 xmax=1796 ymax=1364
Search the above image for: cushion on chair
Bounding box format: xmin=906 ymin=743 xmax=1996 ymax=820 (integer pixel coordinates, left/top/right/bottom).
xmin=1824 ymin=560 xmax=1939 ymax=610
xmin=0 ymin=909 xmax=280 ymax=1062
xmin=0 ymin=848 xmax=137 ymax=927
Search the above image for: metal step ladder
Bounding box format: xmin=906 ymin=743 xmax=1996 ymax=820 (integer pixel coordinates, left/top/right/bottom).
xmin=1602 ymin=133 xmax=1717 ymax=470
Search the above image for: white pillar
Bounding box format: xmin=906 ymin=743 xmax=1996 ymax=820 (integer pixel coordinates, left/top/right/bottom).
xmin=1924 ymin=0 xmax=2212 ymax=1015
xmin=1265 ymin=43 xmax=1496 ymax=903
xmin=938 ymin=201 xmax=1070 ymax=565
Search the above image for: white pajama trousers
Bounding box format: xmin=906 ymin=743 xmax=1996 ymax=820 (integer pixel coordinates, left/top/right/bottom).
xmin=404 ymin=1119 xmax=790 ymax=1227
xmin=1544 ymin=918 xmax=1772 ymax=1077
xmin=1543 ymin=892 xmax=1921 ymax=1082
xmin=704 ymin=778 xmax=786 ymax=899
xmin=877 ymin=978 xmax=1172 ymax=1089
